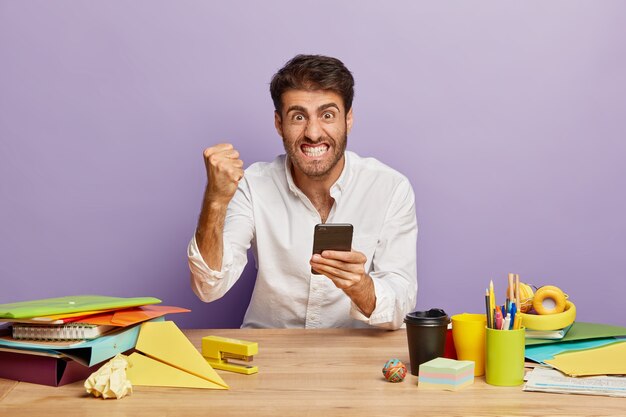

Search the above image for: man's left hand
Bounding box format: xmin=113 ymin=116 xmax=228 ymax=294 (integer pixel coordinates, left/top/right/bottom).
xmin=310 ymin=250 xmax=376 ymax=316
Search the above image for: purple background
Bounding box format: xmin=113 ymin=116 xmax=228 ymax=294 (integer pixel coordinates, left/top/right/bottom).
xmin=1 ymin=2 xmax=625 ymax=328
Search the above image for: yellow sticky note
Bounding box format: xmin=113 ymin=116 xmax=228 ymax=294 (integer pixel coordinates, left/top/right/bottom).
xmin=545 ymin=341 xmax=626 ymax=377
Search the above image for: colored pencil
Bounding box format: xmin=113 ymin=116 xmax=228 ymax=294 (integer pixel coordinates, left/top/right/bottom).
xmin=485 ymin=289 xmax=491 ymax=329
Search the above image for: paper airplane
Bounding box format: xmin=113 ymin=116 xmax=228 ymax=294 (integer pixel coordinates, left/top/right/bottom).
xmin=126 ymin=321 xmax=228 ymax=389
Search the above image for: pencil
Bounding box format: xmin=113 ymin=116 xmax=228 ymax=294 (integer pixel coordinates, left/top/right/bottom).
xmin=485 ymin=289 xmax=491 ymax=329
xmin=489 ymin=280 xmax=496 ymax=317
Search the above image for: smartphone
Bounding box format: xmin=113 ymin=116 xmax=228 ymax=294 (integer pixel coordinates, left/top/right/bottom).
xmin=311 ymin=223 xmax=353 ymax=274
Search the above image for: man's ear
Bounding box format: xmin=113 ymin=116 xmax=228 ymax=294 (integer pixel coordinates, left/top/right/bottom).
xmin=274 ymin=111 xmax=283 ymax=137
xmin=346 ymin=107 xmax=354 ymax=134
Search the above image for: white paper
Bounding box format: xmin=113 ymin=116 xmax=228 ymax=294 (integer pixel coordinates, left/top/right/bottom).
xmin=524 ymin=367 xmax=626 ymax=397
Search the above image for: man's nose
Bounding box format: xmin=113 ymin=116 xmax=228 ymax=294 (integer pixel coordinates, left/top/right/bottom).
xmin=305 ymin=118 xmax=323 ymax=141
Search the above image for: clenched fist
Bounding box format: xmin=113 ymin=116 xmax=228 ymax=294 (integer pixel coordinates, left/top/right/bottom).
xmin=203 ymin=143 xmax=244 ymax=206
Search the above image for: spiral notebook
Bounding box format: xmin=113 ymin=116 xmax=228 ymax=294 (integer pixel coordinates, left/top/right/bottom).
xmin=11 ymin=323 xmax=115 ymax=341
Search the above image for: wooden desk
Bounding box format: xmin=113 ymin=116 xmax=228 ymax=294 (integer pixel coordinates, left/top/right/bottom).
xmin=0 ymin=329 xmax=622 ymax=416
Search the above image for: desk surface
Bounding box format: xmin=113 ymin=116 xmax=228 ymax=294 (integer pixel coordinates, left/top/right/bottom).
xmin=0 ymin=328 xmax=623 ymax=416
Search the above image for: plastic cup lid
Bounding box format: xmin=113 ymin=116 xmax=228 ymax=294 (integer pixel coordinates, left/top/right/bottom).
xmin=404 ymin=308 xmax=450 ymax=326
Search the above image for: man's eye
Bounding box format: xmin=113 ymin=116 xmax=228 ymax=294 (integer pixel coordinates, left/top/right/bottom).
xmin=322 ymin=112 xmax=335 ymax=120
xmin=293 ymin=114 xmax=305 ymax=121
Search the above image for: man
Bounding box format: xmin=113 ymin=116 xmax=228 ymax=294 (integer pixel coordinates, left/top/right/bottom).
xmin=188 ymin=54 xmax=417 ymax=329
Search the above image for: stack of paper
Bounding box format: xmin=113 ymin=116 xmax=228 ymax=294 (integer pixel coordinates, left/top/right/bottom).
xmin=524 ymin=367 xmax=626 ymax=397
xmin=525 ymin=322 xmax=626 ymax=373
xmin=0 ymin=295 xmax=189 ymax=386
xmin=523 ymin=321 xmax=626 ymax=397
xmin=418 ymin=357 xmax=474 ymax=390
xmin=525 ymin=337 xmax=621 ymax=364
xmin=545 ymin=341 xmax=626 ymax=377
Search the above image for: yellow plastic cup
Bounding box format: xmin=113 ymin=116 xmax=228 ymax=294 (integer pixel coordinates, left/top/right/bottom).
xmin=451 ymin=313 xmax=487 ymax=376
xmin=485 ymin=327 xmax=525 ymax=386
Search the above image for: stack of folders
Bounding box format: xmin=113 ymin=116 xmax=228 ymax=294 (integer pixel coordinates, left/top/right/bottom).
xmin=0 ymin=295 xmax=190 ymax=386
xmin=524 ymin=322 xmax=626 ymax=397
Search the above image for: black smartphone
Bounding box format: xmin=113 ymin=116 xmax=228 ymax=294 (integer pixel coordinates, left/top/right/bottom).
xmin=311 ymin=223 xmax=353 ymax=274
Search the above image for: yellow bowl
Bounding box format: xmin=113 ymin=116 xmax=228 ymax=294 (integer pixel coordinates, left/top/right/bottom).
xmin=519 ymin=300 xmax=576 ymax=330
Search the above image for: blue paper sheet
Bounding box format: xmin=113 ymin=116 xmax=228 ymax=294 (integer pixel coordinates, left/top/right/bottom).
xmin=525 ymin=337 xmax=621 ymax=363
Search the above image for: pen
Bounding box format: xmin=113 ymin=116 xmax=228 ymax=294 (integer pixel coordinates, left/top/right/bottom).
xmin=502 ymin=313 xmax=511 ymax=331
xmin=495 ymin=306 xmax=503 ymax=330
xmin=513 ymin=313 xmax=521 ymax=330
xmin=509 ymin=302 xmax=517 ymax=330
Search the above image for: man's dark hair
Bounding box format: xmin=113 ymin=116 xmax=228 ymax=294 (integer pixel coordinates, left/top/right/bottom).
xmin=270 ymin=54 xmax=355 ymax=114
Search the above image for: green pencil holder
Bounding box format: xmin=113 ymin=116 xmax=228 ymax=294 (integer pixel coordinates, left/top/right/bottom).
xmin=485 ymin=327 xmax=525 ymax=386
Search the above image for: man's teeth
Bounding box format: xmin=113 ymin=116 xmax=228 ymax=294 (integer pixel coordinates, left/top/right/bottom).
xmin=303 ymin=146 xmax=328 ymax=157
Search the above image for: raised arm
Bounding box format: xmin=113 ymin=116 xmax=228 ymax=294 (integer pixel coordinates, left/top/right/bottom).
xmin=195 ymin=143 xmax=244 ymax=270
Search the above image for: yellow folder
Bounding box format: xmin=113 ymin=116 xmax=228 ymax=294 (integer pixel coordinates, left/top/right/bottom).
xmin=126 ymin=321 xmax=228 ymax=389
xmin=545 ymin=340 xmax=626 ymax=377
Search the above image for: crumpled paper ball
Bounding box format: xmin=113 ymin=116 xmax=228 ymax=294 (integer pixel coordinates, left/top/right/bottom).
xmin=85 ymin=353 xmax=133 ymax=399
xmin=382 ymin=358 xmax=407 ymax=383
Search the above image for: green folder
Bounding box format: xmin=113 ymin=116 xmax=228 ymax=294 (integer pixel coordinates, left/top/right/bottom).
xmin=0 ymin=295 xmax=161 ymax=319
xmin=525 ymin=322 xmax=626 ymax=346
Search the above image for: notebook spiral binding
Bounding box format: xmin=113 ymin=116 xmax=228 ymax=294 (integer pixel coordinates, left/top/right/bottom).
xmin=11 ymin=323 xmax=105 ymax=341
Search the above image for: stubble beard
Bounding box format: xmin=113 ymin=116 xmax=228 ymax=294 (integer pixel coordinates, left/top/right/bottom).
xmin=284 ymin=132 xmax=348 ymax=179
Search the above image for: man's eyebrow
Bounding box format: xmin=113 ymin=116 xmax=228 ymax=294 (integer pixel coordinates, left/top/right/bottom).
xmin=318 ymin=103 xmax=341 ymax=113
xmin=286 ymin=105 xmax=307 ymax=114
xmin=285 ymin=103 xmax=342 ymax=115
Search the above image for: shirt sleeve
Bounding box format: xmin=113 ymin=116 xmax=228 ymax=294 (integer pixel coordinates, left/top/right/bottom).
xmin=350 ymin=178 xmax=418 ymax=329
xmin=188 ymin=177 xmax=255 ymax=303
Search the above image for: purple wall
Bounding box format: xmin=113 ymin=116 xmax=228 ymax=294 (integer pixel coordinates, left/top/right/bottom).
xmin=1 ymin=2 xmax=625 ymax=328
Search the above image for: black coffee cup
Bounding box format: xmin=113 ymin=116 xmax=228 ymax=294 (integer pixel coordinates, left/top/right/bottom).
xmin=404 ymin=308 xmax=450 ymax=376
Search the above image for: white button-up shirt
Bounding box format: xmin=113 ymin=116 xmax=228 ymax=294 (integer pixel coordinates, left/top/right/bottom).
xmin=188 ymin=151 xmax=417 ymax=329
